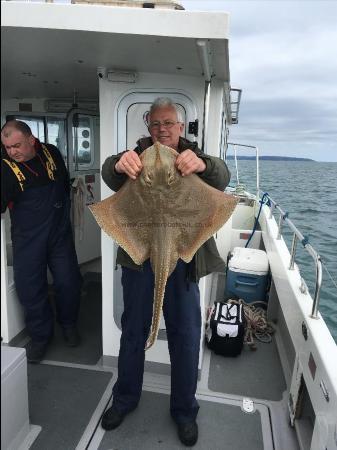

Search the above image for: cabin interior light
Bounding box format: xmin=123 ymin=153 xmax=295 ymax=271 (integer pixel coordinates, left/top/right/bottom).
xmin=107 ymin=70 xmax=137 ymax=83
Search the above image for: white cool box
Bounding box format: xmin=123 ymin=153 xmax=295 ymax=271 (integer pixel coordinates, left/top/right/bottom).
xmin=225 ymin=247 xmax=270 ymax=303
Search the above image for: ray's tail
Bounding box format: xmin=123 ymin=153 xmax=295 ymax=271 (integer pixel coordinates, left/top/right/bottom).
xmin=145 ymin=254 xmax=171 ymax=350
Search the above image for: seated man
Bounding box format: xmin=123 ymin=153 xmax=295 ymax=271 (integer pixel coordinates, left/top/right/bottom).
xmin=100 ymin=97 xmax=231 ymax=446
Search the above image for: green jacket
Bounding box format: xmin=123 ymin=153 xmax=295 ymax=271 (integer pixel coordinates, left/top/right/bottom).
xmin=101 ymin=137 xmax=231 ymax=282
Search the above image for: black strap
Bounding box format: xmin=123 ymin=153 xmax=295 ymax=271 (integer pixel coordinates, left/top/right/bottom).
xmin=220 ymin=303 xmax=234 ymax=321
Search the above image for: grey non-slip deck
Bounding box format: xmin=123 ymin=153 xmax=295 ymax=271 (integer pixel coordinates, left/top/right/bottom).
xmin=208 ymin=339 xmax=286 ymax=401
xmin=40 ymin=279 xmax=102 ymax=365
xmin=98 ymin=390 xmax=263 ymax=450
xmin=27 ymin=364 xmax=112 ymax=450
xmin=19 ymin=270 xmax=287 ymax=449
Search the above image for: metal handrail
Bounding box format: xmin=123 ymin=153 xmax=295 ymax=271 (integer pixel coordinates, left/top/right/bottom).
xmin=266 ymin=194 xmax=323 ymax=319
xmin=226 ymin=142 xmax=260 ymax=200
xmin=224 ymin=142 xmax=322 ymax=318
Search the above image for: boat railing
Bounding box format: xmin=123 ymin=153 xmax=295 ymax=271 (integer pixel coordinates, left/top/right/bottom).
xmin=226 ymin=142 xmax=260 ymax=200
xmin=265 ymin=194 xmax=323 ymax=319
xmin=225 ymin=141 xmax=323 ymax=319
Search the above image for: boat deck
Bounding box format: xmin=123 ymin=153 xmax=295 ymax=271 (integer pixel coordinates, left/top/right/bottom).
xmin=15 ymin=276 xmax=299 ymax=449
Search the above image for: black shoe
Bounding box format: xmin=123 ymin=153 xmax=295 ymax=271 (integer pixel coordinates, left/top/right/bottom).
xmin=26 ymin=340 xmax=49 ymax=364
xmin=63 ymin=327 xmax=81 ymax=347
xmin=177 ymin=421 xmax=198 ymax=447
xmin=101 ymin=406 xmax=126 ymax=430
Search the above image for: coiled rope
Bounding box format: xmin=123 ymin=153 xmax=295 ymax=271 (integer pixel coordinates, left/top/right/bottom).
xmin=234 ymin=183 xmax=247 ymax=195
xmin=228 ymin=299 xmax=275 ymax=350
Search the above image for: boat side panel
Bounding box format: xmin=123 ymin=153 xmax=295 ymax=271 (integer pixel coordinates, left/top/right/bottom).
xmin=259 ymin=205 xmax=337 ymax=448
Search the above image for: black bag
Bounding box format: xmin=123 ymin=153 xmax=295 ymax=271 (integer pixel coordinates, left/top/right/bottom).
xmin=205 ymin=301 xmax=245 ymax=357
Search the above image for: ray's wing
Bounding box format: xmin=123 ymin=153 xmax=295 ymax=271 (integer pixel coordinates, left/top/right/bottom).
xmin=174 ymin=174 xmax=239 ymax=262
xmin=89 ymin=179 xmax=151 ymax=265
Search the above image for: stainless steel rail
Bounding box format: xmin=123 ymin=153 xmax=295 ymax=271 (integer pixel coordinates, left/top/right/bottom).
xmin=266 ymin=194 xmax=323 ymax=319
xmin=224 ymin=141 xmax=322 ymax=318
xmin=227 ymin=142 xmax=260 ymax=200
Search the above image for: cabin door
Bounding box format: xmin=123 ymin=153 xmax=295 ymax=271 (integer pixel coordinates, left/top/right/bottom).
xmin=116 ymin=92 xmax=198 ymax=153
xmin=67 ymin=110 xmax=101 ymax=265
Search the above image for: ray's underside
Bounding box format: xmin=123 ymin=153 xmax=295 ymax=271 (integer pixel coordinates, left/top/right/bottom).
xmin=89 ymin=143 xmax=238 ymax=349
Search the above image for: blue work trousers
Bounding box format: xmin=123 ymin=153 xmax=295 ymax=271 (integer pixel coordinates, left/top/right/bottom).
xmin=112 ymin=259 xmax=201 ymax=424
xmin=11 ymin=183 xmax=81 ymax=343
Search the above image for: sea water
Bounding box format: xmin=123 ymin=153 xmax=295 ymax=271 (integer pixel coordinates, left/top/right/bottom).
xmin=226 ymin=159 xmax=337 ymax=342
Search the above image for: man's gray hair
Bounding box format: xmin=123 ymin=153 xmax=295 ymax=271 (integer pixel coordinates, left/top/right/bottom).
xmin=149 ymin=97 xmax=183 ymax=122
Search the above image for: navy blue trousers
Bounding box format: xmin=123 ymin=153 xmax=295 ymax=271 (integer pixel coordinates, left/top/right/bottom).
xmin=11 ymin=184 xmax=81 ymax=343
xmin=112 ymin=259 xmax=201 ymax=424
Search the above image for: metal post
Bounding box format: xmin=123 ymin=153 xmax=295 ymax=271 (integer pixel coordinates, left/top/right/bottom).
xmin=255 ymin=146 xmax=260 ymax=201
xmin=310 ymin=253 xmax=323 ymax=319
xmin=277 ymin=214 xmax=284 ymax=240
xmin=227 ymin=142 xmax=259 ymax=199
xmin=233 ymin=145 xmax=240 ymax=186
xmin=289 ymin=233 xmax=298 ymax=270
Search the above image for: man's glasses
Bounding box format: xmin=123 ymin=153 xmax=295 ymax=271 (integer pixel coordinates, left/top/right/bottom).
xmin=148 ymin=120 xmax=181 ymax=130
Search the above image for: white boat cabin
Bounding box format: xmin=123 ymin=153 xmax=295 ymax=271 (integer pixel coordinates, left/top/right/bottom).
xmin=1 ymin=0 xmax=238 ymax=365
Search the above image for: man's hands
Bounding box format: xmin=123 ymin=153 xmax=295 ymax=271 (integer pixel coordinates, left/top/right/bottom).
xmin=175 ymin=149 xmax=206 ymax=176
xmin=115 ymin=150 xmax=143 ymax=180
xmin=114 ymin=149 xmax=206 ymax=180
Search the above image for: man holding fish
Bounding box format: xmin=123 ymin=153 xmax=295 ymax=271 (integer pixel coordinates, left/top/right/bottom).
xmin=98 ymin=97 xmax=232 ymax=446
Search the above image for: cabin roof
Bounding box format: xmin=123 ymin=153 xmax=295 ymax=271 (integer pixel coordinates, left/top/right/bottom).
xmin=1 ymin=2 xmax=230 ymax=99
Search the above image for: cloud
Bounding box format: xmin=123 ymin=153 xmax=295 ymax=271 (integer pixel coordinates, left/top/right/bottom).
xmin=231 ymin=26 xmax=337 ymax=97
xmin=182 ymin=1 xmax=337 ymax=161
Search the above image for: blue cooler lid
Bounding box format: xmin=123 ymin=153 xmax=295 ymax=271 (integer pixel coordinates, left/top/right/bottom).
xmin=228 ymin=247 xmax=269 ymax=275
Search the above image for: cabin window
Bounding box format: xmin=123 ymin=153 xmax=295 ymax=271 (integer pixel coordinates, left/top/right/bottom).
xmin=5 ymin=115 xmax=67 ymax=161
xmin=116 ymin=92 xmax=197 ymax=155
xmin=126 ymin=103 xmax=186 ymax=150
xmin=7 ymin=116 xmax=45 ymax=142
xmin=47 ymin=118 xmax=67 ymax=159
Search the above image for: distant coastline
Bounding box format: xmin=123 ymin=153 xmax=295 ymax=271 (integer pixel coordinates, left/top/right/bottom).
xmin=227 ymin=155 xmax=314 ymax=161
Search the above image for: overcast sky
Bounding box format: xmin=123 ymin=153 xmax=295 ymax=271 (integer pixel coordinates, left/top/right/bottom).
xmin=181 ymin=1 xmax=337 ymax=162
